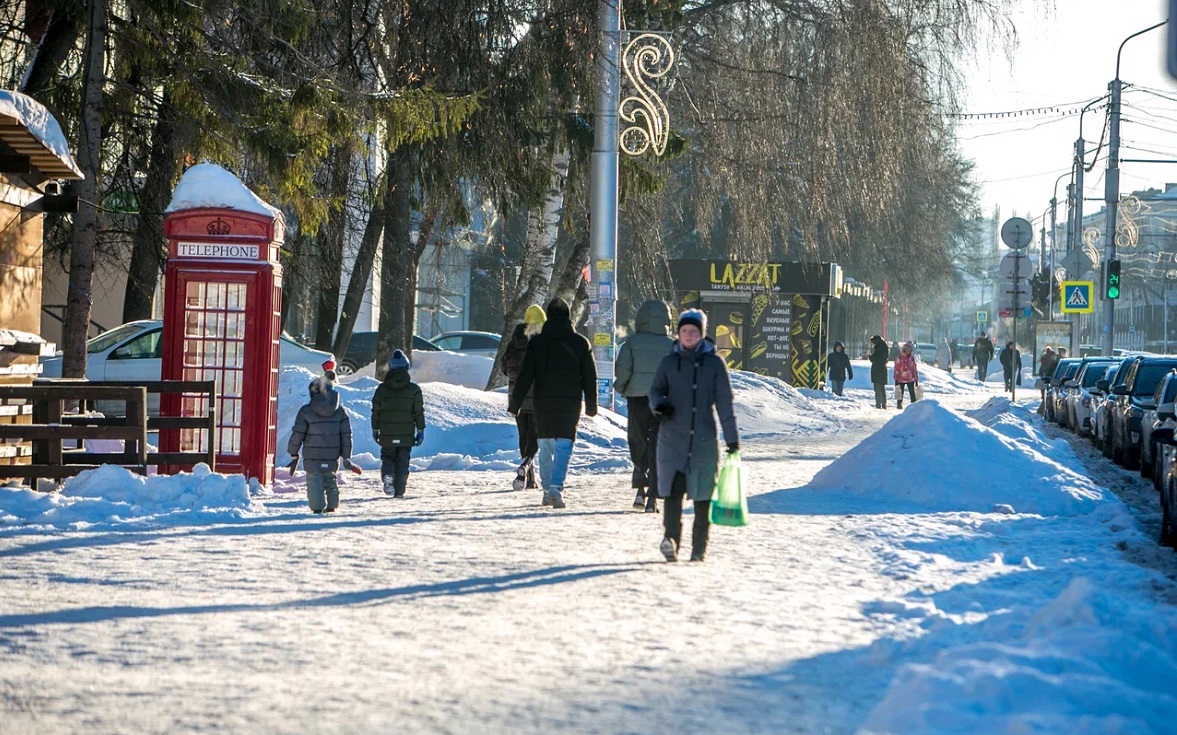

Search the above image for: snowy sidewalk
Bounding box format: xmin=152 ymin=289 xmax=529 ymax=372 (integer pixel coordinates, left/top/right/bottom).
xmin=1 ymin=381 xmax=1176 ymax=734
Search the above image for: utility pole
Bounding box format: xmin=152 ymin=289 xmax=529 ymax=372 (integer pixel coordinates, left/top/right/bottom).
xmin=588 ymin=0 xmax=620 ymax=409
xmin=1102 ymin=76 xmax=1121 ymax=358
xmin=1103 ymin=20 xmax=1168 ymax=357
xmin=1073 ymin=139 xmax=1085 ymax=356
xmin=1049 ymin=197 xmax=1058 ymax=318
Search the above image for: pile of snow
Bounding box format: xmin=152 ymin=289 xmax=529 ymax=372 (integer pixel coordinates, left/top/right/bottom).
xmin=344 ymin=349 xmax=494 ymax=390
xmin=279 ymin=367 xmax=629 ymax=474
xmin=0 ymin=463 xmax=260 ymax=530
xmin=731 ymin=370 xmax=844 ymax=437
xmin=845 ymin=360 xmax=979 ymax=396
xmin=807 ymin=398 xmax=1107 ymax=515
xmin=165 ymin=162 xmax=281 ymax=218
xmin=862 ymin=577 xmax=1177 ymax=734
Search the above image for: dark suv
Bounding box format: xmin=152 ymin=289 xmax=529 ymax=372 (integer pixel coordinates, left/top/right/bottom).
xmin=1108 ymin=356 xmax=1177 ymax=469
xmin=338 ymin=332 xmax=440 ymax=375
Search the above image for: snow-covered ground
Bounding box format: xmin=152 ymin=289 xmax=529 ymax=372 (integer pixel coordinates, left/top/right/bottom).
xmin=1 ymin=373 xmax=1175 ymax=734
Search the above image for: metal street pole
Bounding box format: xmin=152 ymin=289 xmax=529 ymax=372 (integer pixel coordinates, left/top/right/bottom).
xmin=1103 ymin=20 xmax=1168 ymax=357
xmin=1103 ymin=75 xmax=1121 ymax=358
xmin=588 ymin=0 xmax=620 ymax=410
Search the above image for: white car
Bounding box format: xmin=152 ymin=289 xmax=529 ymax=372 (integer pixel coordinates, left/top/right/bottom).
xmin=1066 ymin=360 xmax=1116 ymax=435
xmin=429 ymin=330 xmax=502 ymax=357
xmin=914 ymin=343 xmax=937 ymax=364
xmin=40 ymin=320 xmax=334 ymax=412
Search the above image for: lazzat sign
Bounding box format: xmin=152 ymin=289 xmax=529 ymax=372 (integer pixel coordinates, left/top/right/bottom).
xmin=708 ymin=262 xmax=782 ymax=291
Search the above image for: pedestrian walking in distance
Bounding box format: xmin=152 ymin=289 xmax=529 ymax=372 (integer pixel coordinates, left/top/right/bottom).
xmin=827 ymin=340 xmax=853 ymax=396
xmin=869 ymin=335 xmax=889 ymax=409
xmin=973 ymin=332 xmax=994 ymax=382
xmin=893 ymin=342 xmax=920 ymax=409
xmin=371 ymin=349 xmax=425 ymax=498
xmin=509 ymin=297 xmax=598 ymax=509
xmin=287 ymin=377 xmax=355 ymax=513
xmin=1038 ymin=346 xmax=1058 ymax=408
xmin=649 ymin=309 xmax=739 ymax=562
xmin=502 ymin=304 xmax=546 ymax=491
xmin=935 ymin=338 xmax=952 ymax=372
xmin=999 ymin=341 xmax=1023 ymax=393
xmin=615 ymin=299 xmax=674 ymax=513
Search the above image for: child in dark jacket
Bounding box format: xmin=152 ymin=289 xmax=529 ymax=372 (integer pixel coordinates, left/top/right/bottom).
xmin=827 ymin=341 xmax=853 ymax=396
xmin=287 ymin=377 xmax=355 ymax=513
xmin=372 ymin=349 xmax=426 ymax=498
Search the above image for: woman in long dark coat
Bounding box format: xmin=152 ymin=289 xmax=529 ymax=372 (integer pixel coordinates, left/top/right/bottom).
xmin=869 ymin=335 xmax=890 ymax=409
xmin=649 ymin=309 xmax=739 ymax=563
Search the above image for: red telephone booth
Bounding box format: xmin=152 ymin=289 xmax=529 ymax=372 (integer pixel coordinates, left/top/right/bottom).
xmin=159 ymin=164 xmax=284 ymax=485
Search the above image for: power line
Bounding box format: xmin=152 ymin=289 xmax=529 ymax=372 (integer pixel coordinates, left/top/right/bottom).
xmin=944 ymin=95 xmax=1105 ymax=120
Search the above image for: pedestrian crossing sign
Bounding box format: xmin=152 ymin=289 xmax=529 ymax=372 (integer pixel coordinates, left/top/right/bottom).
xmin=1060 ymin=280 xmax=1095 ymax=313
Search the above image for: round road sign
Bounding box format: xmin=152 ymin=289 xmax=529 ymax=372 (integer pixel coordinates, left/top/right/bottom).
xmin=1000 ymin=217 xmax=1033 ymax=249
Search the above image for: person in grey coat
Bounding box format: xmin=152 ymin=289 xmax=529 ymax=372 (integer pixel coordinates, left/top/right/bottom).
xmin=288 ymin=377 xmax=355 ymax=513
xmin=614 ymin=299 xmax=674 ymax=513
xmin=649 ymin=309 xmax=739 ymax=562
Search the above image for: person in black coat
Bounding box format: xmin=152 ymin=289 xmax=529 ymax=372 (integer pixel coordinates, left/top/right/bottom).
xmin=827 ymin=341 xmax=853 ymax=396
xmin=508 ymin=297 xmax=598 ymax=509
xmin=501 ymin=304 xmax=546 ymax=491
xmin=869 ymin=335 xmax=889 ymax=409
xmin=999 ymin=341 xmax=1022 ymax=392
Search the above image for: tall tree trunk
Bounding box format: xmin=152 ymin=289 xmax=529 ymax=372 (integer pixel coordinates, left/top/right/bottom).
xmin=313 ymin=141 xmax=354 ymax=351
xmin=376 ymin=146 xmax=413 ymax=378
xmin=123 ymin=88 xmax=190 ymax=322
xmin=62 ymin=0 xmax=106 ymax=379
xmin=332 ymin=171 xmax=391 ymax=364
xmin=485 ymin=146 xmax=569 ymax=389
xmin=20 ymin=6 xmax=82 ymax=103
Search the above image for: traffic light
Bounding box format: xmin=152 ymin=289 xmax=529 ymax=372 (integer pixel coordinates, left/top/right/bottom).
xmin=1105 ymin=259 xmax=1122 ymax=300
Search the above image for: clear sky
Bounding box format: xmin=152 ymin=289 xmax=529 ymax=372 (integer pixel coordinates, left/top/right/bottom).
xmin=958 ymin=0 xmax=1177 ymax=230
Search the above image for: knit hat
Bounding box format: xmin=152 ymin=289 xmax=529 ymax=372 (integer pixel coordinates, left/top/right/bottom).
xmin=546 ymin=297 xmax=571 ymax=320
xmin=524 ymin=304 xmax=547 ymax=325
xmin=677 ymin=308 xmax=707 ymax=336
xmin=308 ymin=377 xmax=332 ymax=396
xmin=387 ymin=349 xmax=411 ymax=371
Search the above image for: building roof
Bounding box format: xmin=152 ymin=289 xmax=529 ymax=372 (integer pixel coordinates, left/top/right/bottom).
xmin=0 ymin=91 xmax=82 ymax=180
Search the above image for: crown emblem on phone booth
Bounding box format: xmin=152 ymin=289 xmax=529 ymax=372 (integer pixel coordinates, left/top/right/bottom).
xmin=206 ymin=217 xmax=232 ymax=236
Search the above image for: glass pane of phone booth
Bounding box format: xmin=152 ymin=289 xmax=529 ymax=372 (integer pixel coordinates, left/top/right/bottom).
xmin=180 ymin=280 xmax=247 ymax=454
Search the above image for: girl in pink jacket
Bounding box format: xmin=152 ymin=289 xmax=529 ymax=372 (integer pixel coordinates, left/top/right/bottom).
xmin=893 ymin=342 xmax=920 ymax=408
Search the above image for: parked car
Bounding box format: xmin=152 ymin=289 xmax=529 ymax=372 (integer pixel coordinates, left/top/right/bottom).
xmin=1107 ymin=356 xmax=1177 ymax=469
xmin=1044 ymin=358 xmax=1082 ymax=424
xmin=1149 ymin=425 xmax=1177 ymax=547
xmin=39 ymin=320 xmax=334 ymax=413
xmin=429 ymin=330 xmax=502 ymax=357
xmin=914 ymin=342 xmax=937 ymax=364
xmin=1140 ymin=372 xmax=1177 ymax=487
xmin=337 ymin=331 xmax=440 ymax=375
xmin=1091 ymin=364 xmax=1123 ymax=452
xmin=1063 ymin=359 xmax=1117 ymax=434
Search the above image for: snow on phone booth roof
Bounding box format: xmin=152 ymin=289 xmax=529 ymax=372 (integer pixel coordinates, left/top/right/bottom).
xmin=159 ymin=164 xmax=285 ymax=486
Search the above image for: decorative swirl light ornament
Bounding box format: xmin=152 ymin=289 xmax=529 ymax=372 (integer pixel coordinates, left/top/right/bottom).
xmin=1115 ymin=194 xmax=1146 ymax=250
xmin=620 ymin=33 xmax=674 ymax=156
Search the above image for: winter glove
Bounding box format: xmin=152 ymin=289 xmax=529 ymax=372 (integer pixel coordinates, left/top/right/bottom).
xmin=287 ymin=455 xmax=299 ymax=475
xmin=652 ymin=402 xmax=674 ymax=419
xmin=726 ymin=443 xmax=739 ymax=455
xmin=414 ymin=430 xmax=425 ymax=447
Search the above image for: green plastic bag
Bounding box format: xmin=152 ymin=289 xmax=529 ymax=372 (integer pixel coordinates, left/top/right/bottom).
xmin=710 ymin=450 xmax=748 ymax=527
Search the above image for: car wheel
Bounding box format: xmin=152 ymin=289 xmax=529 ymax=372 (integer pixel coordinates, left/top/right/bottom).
xmin=336 ymin=359 xmax=360 ymax=377
xmin=1125 ymin=442 xmax=1140 ymax=471
xmin=1112 ymin=429 xmax=1125 ymax=465
xmin=1162 ymin=484 xmax=1177 ymax=549
xmin=1102 ymin=427 xmax=1114 ymax=458
xmin=1141 ymin=450 xmax=1152 ymax=479
xmin=1154 ymin=456 xmax=1164 ymax=493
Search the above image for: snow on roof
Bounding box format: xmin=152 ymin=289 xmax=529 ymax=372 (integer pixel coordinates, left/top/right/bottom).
xmin=0 ymin=90 xmax=82 ymax=179
xmin=165 ymin=163 xmax=281 ymax=219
